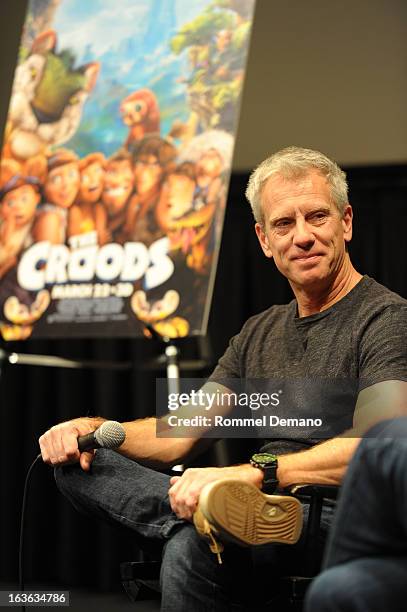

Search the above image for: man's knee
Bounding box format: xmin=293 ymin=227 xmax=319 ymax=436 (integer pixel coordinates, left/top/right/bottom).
xmin=366 ymin=416 xmax=407 ymax=440
xmin=54 ymin=463 xmax=81 ymax=494
xmin=54 ymin=463 xmax=97 ymax=518
xmin=305 ymin=560 xmax=402 ymax=612
xmin=305 ymin=566 xmax=353 ymax=612
xmin=53 ymin=450 xmax=118 ymax=516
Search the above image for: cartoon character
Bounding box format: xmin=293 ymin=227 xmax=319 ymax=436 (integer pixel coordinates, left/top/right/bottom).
xmin=156 ymin=162 xmax=196 ymax=232
xmin=155 ymin=161 xmax=216 ymax=273
xmin=131 ymin=289 xmax=180 ymax=324
xmin=120 ymin=89 xmax=160 ymax=152
xmin=3 ymin=290 xmax=50 ymax=326
xmin=67 ymin=152 xmax=109 ymax=245
xmin=158 ymin=130 xmax=233 ymax=274
xmin=122 ymin=136 xmax=176 ymax=245
xmin=131 ymin=289 xmax=189 ymax=338
xmin=194 ymin=148 xmax=225 ymax=210
xmin=0 ymin=157 xmax=45 ymax=278
xmin=101 ymin=151 xmax=134 ymax=243
xmin=179 ymin=130 xmax=232 ymax=212
xmin=1 ymin=289 xmax=51 ymax=341
xmin=209 ymin=29 xmax=235 ymax=81
xmin=4 ymin=29 xmax=99 ymax=161
xmin=33 ymin=149 xmax=80 ymax=244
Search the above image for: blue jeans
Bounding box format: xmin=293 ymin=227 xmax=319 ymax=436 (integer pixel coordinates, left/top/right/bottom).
xmin=55 ymin=450 xmax=333 ymax=611
xmin=305 ymin=418 xmax=407 ymax=612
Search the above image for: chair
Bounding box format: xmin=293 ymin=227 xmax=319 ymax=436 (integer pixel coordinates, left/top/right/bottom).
xmin=275 ymin=484 xmax=338 ymax=610
xmin=120 ymin=482 xmax=338 ymax=610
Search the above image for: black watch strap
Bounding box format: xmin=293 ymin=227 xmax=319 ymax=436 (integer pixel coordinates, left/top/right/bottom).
xmin=250 ymin=453 xmax=279 ymax=494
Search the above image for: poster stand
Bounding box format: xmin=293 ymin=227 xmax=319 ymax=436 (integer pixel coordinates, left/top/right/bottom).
xmin=0 ymin=331 xmax=212 ymax=394
xmin=0 ymin=346 xmax=130 ymax=372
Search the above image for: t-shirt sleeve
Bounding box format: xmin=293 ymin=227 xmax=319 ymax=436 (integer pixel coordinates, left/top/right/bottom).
xmin=208 ymin=332 xmax=241 ymax=382
xmin=358 ymin=304 xmax=407 ymax=391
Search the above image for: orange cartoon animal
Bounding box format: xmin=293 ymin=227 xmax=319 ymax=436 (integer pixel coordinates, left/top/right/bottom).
xmin=120 ymin=89 xmax=160 ymax=150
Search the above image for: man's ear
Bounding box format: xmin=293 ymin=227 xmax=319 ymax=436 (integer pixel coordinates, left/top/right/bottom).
xmin=255 ymin=222 xmax=273 ymax=259
xmin=342 ymin=204 xmax=353 ymax=244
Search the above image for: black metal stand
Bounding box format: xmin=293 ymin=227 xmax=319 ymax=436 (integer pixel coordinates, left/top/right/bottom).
xmin=0 ymin=346 xmax=131 ymax=371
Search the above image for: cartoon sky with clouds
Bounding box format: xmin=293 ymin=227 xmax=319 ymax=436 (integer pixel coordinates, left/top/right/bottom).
xmin=53 ymin=0 xmax=210 ymax=60
xmin=49 ymin=0 xmax=212 ymax=156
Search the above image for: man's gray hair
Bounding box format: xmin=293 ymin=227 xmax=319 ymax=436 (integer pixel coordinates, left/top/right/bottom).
xmin=245 ymin=146 xmax=348 ymax=224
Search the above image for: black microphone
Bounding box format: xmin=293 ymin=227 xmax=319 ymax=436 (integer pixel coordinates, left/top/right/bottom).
xmin=78 ymin=421 xmax=126 ymax=452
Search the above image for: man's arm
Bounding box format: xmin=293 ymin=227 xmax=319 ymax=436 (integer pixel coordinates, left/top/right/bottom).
xmin=169 ymin=380 xmax=407 ymax=519
xmin=276 ymin=380 xmax=407 ymax=488
xmin=276 ymin=437 xmax=360 ymax=488
xmin=39 ymin=379 xmax=407 ymax=518
xmin=39 ymin=415 xmax=210 ymax=471
xmin=38 ymin=381 xmax=232 ymax=471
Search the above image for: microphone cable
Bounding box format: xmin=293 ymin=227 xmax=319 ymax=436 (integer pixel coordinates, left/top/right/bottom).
xmin=19 ymin=453 xmax=42 ymax=612
xmin=17 ymin=422 xmax=125 ymax=611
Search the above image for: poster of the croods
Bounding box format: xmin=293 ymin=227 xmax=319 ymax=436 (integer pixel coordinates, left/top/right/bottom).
xmin=0 ymin=0 xmax=256 ymax=340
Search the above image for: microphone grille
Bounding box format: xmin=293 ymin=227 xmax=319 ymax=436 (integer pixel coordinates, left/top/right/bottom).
xmin=95 ymin=421 xmax=126 ymax=449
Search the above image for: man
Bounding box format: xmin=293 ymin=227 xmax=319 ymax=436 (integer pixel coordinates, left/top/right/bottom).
xmin=39 ymin=147 xmax=407 ymax=611
xmin=305 ymin=417 xmax=407 ymax=612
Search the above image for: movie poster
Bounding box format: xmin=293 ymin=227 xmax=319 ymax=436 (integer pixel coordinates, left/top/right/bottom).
xmin=0 ymin=0 xmax=256 ymax=340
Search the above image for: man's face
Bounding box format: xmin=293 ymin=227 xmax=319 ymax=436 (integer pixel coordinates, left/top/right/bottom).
xmin=79 ymin=161 xmax=104 ymax=203
xmin=134 ymin=155 xmax=163 ymax=195
xmin=102 ymin=160 xmax=133 ymax=216
xmin=255 ymin=170 xmax=353 ymax=290
xmin=44 ymin=162 xmax=80 ymax=208
xmin=1 ymin=184 xmax=40 ymax=227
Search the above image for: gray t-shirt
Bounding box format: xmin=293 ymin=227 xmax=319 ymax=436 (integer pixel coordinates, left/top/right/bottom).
xmin=209 ymin=276 xmax=407 ymax=454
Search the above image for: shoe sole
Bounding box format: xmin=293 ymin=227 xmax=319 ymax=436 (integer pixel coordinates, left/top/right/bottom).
xmin=197 ymin=479 xmax=303 ymax=546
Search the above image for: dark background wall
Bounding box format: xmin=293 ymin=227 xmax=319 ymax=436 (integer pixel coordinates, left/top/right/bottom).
xmin=0 ymin=0 xmax=407 ymax=593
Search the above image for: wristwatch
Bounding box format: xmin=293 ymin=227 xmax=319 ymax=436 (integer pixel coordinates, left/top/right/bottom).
xmin=250 ymin=452 xmax=279 ymax=493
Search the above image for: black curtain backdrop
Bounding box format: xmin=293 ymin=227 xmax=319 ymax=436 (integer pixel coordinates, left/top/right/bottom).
xmin=0 ymin=166 xmax=406 ymax=591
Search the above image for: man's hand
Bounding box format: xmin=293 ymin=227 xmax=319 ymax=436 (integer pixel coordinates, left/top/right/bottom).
xmin=39 ymin=417 xmax=104 ymax=471
xmin=168 ymin=464 xmax=263 ymax=520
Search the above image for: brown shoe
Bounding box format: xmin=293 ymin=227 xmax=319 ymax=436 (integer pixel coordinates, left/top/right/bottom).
xmin=194 ymin=479 xmax=303 ymax=550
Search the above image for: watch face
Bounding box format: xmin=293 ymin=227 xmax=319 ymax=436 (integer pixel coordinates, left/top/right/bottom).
xmin=252 ymin=453 xmax=278 ymax=465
